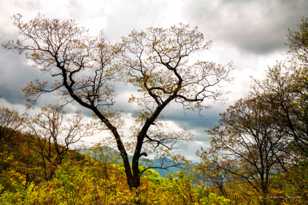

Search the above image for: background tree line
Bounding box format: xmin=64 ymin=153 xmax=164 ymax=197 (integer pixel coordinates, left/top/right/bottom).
xmin=195 ymin=17 xmax=308 ymax=205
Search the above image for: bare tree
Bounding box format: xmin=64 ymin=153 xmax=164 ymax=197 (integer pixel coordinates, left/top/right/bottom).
xmin=251 ymin=18 xmax=308 ymax=157
xmin=253 ymin=65 xmax=308 ymax=157
xmin=196 ymin=148 xmax=230 ymax=197
xmin=5 ymin=15 xmax=230 ymax=188
xmin=209 ymin=96 xmax=290 ymax=205
xmin=288 ymin=17 xmax=308 ymax=65
xmin=26 ymin=106 xmax=93 ymax=179
xmin=0 ymin=106 xmax=24 ymax=176
xmin=0 ymin=106 xmax=23 ymax=142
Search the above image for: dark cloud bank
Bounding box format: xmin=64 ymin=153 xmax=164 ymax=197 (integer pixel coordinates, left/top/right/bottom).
xmin=185 ymin=0 xmax=308 ymax=54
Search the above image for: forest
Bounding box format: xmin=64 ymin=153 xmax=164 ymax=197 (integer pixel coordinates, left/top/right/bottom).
xmin=0 ymin=11 xmax=307 ymax=205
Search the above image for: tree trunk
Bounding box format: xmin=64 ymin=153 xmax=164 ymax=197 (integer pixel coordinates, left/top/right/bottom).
xmin=260 ymin=185 xmax=269 ymax=205
xmin=128 ymin=154 xmax=141 ymax=189
xmin=119 ymin=153 xmax=137 ymax=189
xmin=260 ymin=193 xmax=269 ymax=205
xmin=127 ymin=174 xmax=141 ymax=189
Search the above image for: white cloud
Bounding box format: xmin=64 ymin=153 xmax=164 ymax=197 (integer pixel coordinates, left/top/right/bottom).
xmin=0 ymin=0 xmax=302 ymax=160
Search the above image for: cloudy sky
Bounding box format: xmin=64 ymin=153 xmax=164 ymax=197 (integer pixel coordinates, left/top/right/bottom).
xmin=0 ymin=0 xmax=307 ymax=160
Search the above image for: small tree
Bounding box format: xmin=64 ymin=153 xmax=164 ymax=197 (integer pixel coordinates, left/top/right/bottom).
xmin=27 ymin=106 xmax=93 ymax=179
xmin=196 ymin=148 xmax=230 ymax=197
xmin=0 ymin=106 xmax=24 ymax=173
xmin=6 ymin=15 xmax=230 ymax=188
xmin=209 ymin=96 xmax=290 ymax=205
xmin=0 ymin=106 xmax=23 ymax=142
xmin=253 ymin=65 xmax=308 ymax=157
xmin=251 ymin=17 xmax=308 ymax=157
xmin=288 ymin=17 xmax=308 ymax=64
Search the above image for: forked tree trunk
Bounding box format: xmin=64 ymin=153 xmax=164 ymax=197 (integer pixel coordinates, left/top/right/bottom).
xmin=122 ymin=153 xmax=141 ymax=189
xmin=127 ymin=174 xmax=141 ymax=189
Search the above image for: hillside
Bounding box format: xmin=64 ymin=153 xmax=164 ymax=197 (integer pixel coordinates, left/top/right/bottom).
xmin=0 ymin=126 xmax=86 ymax=185
xmin=0 ymin=127 xmax=229 ymax=205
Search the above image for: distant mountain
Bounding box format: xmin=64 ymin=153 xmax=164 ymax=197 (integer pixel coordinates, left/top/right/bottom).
xmin=80 ymin=145 xmax=184 ymax=176
xmin=80 ymin=145 xmax=122 ymax=163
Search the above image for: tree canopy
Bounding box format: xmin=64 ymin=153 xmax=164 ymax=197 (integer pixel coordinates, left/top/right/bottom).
xmin=6 ymin=15 xmax=230 ymax=189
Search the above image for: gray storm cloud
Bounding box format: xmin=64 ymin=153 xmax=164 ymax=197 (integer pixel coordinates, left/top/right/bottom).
xmin=0 ymin=49 xmax=36 ymax=105
xmin=185 ymin=0 xmax=308 ymax=54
